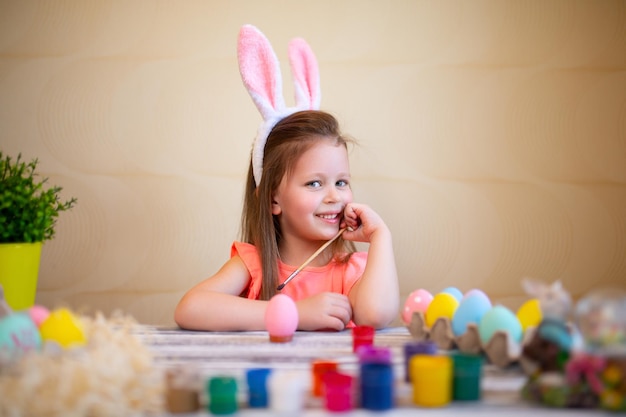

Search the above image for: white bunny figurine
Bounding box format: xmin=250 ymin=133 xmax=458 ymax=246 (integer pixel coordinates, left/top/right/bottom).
xmin=522 ymin=278 xmax=572 ymax=322
xmin=522 ymin=278 xmax=576 ymax=352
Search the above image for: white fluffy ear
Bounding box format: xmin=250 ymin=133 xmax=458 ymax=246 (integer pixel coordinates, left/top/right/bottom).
xmin=521 ymin=277 xmax=545 ymax=297
xmin=288 ymin=37 xmax=321 ymax=110
xmin=238 ymin=24 xmax=288 ymax=186
xmin=238 ymin=24 xmax=286 ymax=120
xmin=237 ymin=25 xmax=322 ymax=187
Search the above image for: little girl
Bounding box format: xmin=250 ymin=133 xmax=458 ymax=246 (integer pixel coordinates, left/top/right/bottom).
xmin=174 ymin=25 xmax=399 ymax=332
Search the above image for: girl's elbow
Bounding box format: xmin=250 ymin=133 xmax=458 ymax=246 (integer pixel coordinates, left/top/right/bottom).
xmin=354 ymin=309 xmax=396 ymax=330
xmin=173 ymin=299 xmax=194 ymax=330
xmin=173 ymin=306 xmax=186 ymax=329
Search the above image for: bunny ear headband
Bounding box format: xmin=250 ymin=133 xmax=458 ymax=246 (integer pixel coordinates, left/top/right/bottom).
xmin=237 ymin=24 xmax=321 ymax=186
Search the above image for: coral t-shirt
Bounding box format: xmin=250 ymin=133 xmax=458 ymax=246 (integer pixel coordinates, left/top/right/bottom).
xmin=230 ymin=241 xmax=367 ymax=301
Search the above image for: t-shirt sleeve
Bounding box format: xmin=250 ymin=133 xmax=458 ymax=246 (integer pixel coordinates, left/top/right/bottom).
xmin=231 ymin=241 xmax=263 ymax=299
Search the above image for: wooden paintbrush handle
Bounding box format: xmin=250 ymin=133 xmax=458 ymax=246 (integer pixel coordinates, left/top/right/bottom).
xmin=277 ymin=228 xmax=346 ymax=291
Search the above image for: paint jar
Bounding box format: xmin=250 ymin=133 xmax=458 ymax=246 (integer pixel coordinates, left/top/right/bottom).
xmin=164 ymin=368 xmax=200 ymax=413
xmin=403 ymin=341 xmax=437 ymax=382
xmin=360 ymin=362 xmax=394 ymax=411
xmin=311 ymin=360 xmax=338 ymax=397
xmin=246 ymin=368 xmax=272 ymax=408
xmin=207 ymin=376 xmax=238 ymax=415
xmin=357 ymin=345 xmax=392 ymax=365
xmin=268 ymin=370 xmax=307 ymax=414
xmin=322 ymin=371 xmax=354 ymax=412
xmin=452 ymin=353 xmax=483 ymax=401
xmin=410 ymin=355 xmax=452 ymax=407
xmin=352 ymin=325 xmax=375 ymax=353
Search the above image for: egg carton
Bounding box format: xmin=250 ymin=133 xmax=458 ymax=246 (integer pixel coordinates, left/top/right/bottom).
xmin=406 ymin=311 xmax=536 ymax=368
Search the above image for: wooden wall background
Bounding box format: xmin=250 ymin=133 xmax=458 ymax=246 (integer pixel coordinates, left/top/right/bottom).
xmin=1 ymin=1 xmax=624 ymax=325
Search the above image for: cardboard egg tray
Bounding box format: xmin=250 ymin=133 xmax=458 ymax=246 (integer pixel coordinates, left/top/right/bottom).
xmin=406 ymin=311 xmax=536 ymax=368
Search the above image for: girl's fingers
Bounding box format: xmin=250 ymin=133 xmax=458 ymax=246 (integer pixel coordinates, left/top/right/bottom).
xmin=326 ymin=303 xmax=349 ymax=329
xmin=343 ymin=205 xmax=360 ymax=231
xmin=326 ymin=293 xmax=351 ymax=326
xmin=330 ymin=317 xmax=347 ymax=331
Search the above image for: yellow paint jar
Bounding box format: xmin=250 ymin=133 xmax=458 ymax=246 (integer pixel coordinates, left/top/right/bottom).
xmin=410 ymin=354 xmax=452 ymax=407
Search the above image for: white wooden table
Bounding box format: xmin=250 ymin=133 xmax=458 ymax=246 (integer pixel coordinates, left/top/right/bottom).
xmin=135 ymin=326 xmax=609 ymax=416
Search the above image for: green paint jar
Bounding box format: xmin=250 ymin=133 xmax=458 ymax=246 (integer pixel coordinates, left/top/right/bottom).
xmin=452 ymin=352 xmax=483 ymax=401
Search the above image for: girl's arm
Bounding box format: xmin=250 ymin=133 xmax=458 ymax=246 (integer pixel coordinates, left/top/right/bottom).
xmin=343 ymin=203 xmax=400 ymax=329
xmin=174 ymin=256 xmax=268 ymax=331
xmin=174 ymin=256 xmax=353 ymax=331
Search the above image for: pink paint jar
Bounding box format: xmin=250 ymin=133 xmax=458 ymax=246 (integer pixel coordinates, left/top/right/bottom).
xmin=322 ymin=371 xmax=354 ymax=412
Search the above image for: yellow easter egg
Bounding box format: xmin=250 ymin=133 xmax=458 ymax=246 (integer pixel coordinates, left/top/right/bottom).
xmin=425 ymin=293 xmax=459 ymax=328
xmin=39 ymin=308 xmax=86 ymax=348
xmin=516 ymin=298 xmax=542 ymax=332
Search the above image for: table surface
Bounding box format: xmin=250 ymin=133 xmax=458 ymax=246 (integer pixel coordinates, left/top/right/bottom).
xmin=135 ymin=326 xmax=611 ymax=416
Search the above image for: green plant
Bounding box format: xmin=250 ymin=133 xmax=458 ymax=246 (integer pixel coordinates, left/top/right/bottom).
xmin=0 ymin=151 xmax=77 ymax=243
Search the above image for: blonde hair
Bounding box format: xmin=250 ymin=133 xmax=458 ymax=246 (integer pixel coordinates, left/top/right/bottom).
xmin=240 ymin=110 xmax=356 ymax=300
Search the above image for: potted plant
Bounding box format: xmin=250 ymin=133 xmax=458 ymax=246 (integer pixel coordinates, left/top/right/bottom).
xmin=0 ymin=151 xmax=76 ymax=310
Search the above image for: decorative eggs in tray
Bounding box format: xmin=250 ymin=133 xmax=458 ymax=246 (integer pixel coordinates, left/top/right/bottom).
xmin=404 ymin=287 xmax=540 ymax=367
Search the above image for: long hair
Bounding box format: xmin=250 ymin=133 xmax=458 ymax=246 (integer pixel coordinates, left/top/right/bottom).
xmin=240 ymin=110 xmax=357 ymax=300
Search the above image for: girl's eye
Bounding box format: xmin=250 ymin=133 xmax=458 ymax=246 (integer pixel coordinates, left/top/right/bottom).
xmin=306 ymin=180 xmax=322 ymax=188
xmin=337 ymin=180 xmax=349 ymax=187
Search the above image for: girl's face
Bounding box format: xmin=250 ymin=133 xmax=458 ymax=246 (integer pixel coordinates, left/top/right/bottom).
xmin=272 ymin=139 xmax=353 ymax=243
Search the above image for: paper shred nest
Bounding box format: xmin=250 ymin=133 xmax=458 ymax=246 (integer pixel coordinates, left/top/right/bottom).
xmin=0 ymin=311 xmax=164 ymax=417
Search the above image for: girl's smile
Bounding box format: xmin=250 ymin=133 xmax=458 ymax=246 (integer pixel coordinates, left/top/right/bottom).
xmin=317 ymin=212 xmax=341 ymax=222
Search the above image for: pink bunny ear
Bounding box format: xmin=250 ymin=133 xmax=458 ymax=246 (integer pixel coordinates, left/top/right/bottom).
xmin=238 ymin=24 xmax=286 ymax=120
xmin=288 ymin=38 xmax=321 ymax=110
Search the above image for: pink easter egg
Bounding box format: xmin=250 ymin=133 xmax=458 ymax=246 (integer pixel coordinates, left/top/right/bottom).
xmin=29 ymin=305 xmax=50 ymax=327
xmin=265 ymin=294 xmax=299 ymax=343
xmin=462 ymin=289 xmax=491 ymax=305
xmin=402 ymin=289 xmax=434 ymax=324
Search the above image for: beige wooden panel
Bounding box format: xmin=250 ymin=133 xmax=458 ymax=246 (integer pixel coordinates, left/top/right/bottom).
xmin=1 ymin=1 xmax=624 ymax=325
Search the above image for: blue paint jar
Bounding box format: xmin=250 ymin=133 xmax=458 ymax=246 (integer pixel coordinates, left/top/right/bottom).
xmin=360 ymin=362 xmax=394 ymax=411
xmin=246 ymin=368 xmax=271 ymax=408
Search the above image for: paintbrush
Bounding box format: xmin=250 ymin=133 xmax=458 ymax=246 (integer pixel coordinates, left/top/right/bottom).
xmin=276 ymin=228 xmax=347 ymax=291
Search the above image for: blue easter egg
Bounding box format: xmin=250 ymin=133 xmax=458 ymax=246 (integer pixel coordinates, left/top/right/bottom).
xmin=451 ymin=294 xmax=492 ymax=336
xmin=441 ymin=287 xmax=463 ymax=301
xmin=0 ymin=313 xmax=42 ymax=358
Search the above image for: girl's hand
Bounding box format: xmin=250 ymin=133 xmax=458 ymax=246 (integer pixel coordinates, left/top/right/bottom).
xmin=341 ymin=203 xmax=389 ymax=243
xmin=295 ymin=293 xmax=352 ymax=331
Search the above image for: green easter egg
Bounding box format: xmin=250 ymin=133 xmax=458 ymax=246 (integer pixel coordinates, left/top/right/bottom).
xmin=0 ymin=313 xmax=42 ymax=357
xmin=478 ymin=305 xmax=523 ymax=345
